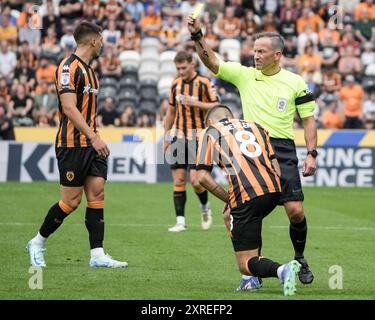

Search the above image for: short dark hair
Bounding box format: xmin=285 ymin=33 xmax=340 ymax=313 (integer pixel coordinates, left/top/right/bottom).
xmin=254 ymin=32 xmax=285 ymax=52
xmin=205 ymin=104 xmax=233 ymax=125
xmin=174 ymin=51 xmax=193 ymax=64
xmin=73 ymin=21 xmax=102 ymax=44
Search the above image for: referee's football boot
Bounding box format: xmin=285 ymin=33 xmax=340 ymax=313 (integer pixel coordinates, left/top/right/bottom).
xmin=89 ymin=254 xmax=128 ymax=268
xmin=26 ymin=240 xmax=46 ymax=267
xmin=295 ymin=256 xmax=314 ymax=284
xmin=281 ymin=260 xmax=301 ymax=296
xmin=235 ymin=276 xmax=262 ymax=292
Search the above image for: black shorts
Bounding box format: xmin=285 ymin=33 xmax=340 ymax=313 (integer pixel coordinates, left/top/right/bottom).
xmin=167 ymin=137 xmax=198 ymax=170
xmin=270 ymin=138 xmax=304 ymax=204
xmin=231 ymin=192 xmax=281 ymax=252
xmin=56 ymin=147 xmax=107 ymax=187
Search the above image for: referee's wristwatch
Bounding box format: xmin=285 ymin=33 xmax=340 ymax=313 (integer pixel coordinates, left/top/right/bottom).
xmin=307 ymin=149 xmax=318 ymax=158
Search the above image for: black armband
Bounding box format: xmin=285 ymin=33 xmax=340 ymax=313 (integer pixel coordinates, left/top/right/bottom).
xmin=295 ymin=92 xmax=315 ymax=105
xmin=190 ymin=29 xmax=203 ymax=41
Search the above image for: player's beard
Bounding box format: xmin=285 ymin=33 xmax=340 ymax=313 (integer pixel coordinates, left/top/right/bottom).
xmin=93 ymin=45 xmax=104 ymax=59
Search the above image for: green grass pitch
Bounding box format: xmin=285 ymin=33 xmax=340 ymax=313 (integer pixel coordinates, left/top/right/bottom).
xmin=0 ymin=182 xmax=374 ymax=300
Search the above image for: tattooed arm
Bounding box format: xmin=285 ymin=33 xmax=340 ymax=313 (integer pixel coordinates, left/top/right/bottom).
xmin=187 ymin=15 xmax=219 ymax=74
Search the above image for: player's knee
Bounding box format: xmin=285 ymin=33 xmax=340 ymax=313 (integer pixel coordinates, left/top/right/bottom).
xmin=88 ymin=189 xmax=104 ymax=202
xmin=287 ymin=206 xmax=305 ymax=223
xmin=65 ymin=196 xmax=82 ymax=211
xmin=190 ymin=176 xmax=201 ymax=190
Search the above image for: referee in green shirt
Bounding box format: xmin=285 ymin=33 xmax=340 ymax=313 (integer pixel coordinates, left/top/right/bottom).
xmin=188 ymin=14 xmax=317 ymax=289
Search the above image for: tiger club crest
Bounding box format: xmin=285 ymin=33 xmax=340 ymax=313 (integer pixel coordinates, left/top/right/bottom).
xmin=66 ymin=171 xmax=75 ymax=182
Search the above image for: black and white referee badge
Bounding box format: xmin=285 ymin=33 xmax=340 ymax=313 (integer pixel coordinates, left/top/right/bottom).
xmin=276 ymin=98 xmax=287 ymax=112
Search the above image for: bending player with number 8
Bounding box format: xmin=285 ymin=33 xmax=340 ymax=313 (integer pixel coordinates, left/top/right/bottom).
xmin=196 ymin=105 xmax=302 ymax=296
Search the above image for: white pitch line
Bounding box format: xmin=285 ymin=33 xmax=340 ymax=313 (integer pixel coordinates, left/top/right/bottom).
xmin=0 ymin=222 xmax=374 ymax=231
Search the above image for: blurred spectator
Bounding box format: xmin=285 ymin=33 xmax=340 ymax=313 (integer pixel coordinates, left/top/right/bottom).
xmin=100 ymin=46 xmax=122 ymax=78
xmin=33 ymin=81 xmax=57 ymax=124
xmin=321 ymin=100 xmax=344 ymax=129
xmin=361 ymin=42 xmax=375 ymax=67
xmin=262 ymin=12 xmax=279 ymax=33
xmin=354 ymin=0 xmax=375 ymax=21
xmin=297 ymin=8 xmax=324 ymax=34
xmin=241 ymin=9 xmax=261 ymax=38
xmin=140 ymin=5 xmax=162 ymax=37
xmin=17 ymin=2 xmax=42 ymax=52
xmin=0 ymin=5 xmax=18 ymax=26
xmin=298 ymin=43 xmax=322 ymax=84
xmin=14 ymin=59 xmax=36 ymax=90
xmin=363 ymin=91 xmax=375 ymax=128
xmin=116 ymin=105 xmax=136 ymax=127
xmin=354 ymin=8 xmax=375 ymax=42
xmin=281 ymin=36 xmax=298 ymax=71
xmin=104 ymin=0 xmax=123 ymax=21
xmin=8 ymin=83 xmax=34 ymax=126
xmin=119 ymin=20 xmax=140 ymax=51
xmin=124 ymin=0 xmax=145 ymax=24
xmin=103 ymin=19 xmax=121 ymax=47
xmin=42 ymin=1 xmax=63 ymax=39
xmin=0 ymin=78 xmax=10 ymax=102
xmin=339 ymin=74 xmax=364 ymax=129
xmin=160 ymin=0 xmax=182 ymax=19
xmin=319 ymin=30 xmax=340 ymax=69
xmin=41 ymin=28 xmax=61 ymax=59
xmin=217 ymin=6 xmax=241 ymax=39
xmin=240 ymin=35 xmax=255 ymax=67
xmin=58 ymin=0 xmax=83 ymax=23
xmin=97 ymin=97 xmax=119 ymax=127
xmin=322 ymin=67 xmax=341 ymax=93
xmin=297 ymin=25 xmax=319 ymax=55
xmin=0 ymin=99 xmax=15 ymax=140
xmin=0 ymin=40 xmax=16 ymax=81
xmin=0 ymin=14 xmax=18 ymax=45
xmin=36 ymin=57 xmax=56 ymax=85
xmin=82 ymin=0 xmax=104 ymax=24
xmin=156 ymin=98 xmax=168 ymax=123
xmin=136 ymin=112 xmax=153 ymax=127
xmin=279 ymin=2 xmax=298 ymax=38
xmin=338 ymin=45 xmax=363 ymax=77
xmin=204 ymin=24 xmax=220 ymax=52
xmin=17 ymin=41 xmax=36 ymax=69
xmin=204 ymin=0 xmax=223 ymax=24
xmin=160 ymin=16 xmax=181 ymax=50
xmin=339 ymin=28 xmax=361 ymax=57
xmin=59 ymin=24 xmax=76 ymax=51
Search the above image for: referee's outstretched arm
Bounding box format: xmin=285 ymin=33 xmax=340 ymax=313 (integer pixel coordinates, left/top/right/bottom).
xmin=187 ymin=14 xmax=219 ymax=74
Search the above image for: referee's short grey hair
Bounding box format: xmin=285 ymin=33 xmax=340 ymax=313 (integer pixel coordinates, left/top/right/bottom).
xmin=254 ymin=32 xmax=285 ymax=52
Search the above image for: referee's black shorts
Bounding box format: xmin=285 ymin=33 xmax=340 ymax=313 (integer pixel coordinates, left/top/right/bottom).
xmin=56 ymin=147 xmax=107 ymax=187
xmin=230 ymin=192 xmax=281 ymax=252
xmin=270 ymin=138 xmax=304 ymax=204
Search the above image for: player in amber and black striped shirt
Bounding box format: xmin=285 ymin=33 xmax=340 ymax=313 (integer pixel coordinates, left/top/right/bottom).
xmin=27 ymin=21 xmax=127 ymax=269
xmin=163 ymin=51 xmax=219 ymax=232
xmin=196 ymin=105 xmax=301 ymax=296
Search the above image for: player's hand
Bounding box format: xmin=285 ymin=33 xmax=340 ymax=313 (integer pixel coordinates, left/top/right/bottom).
xmin=302 ymin=156 xmax=317 ymax=177
xmin=180 ymin=95 xmax=199 ymax=107
xmin=187 ymin=14 xmax=202 ymax=34
xmin=90 ymin=134 xmax=110 ymax=158
xmin=163 ymin=136 xmax=171 ymax=153
xmin=222 ymin=203 xmax=231 ymax=232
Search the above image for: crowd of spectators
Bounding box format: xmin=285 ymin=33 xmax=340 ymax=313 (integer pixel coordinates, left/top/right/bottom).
xmin=1 ymin=0 xmax=375 ymax=141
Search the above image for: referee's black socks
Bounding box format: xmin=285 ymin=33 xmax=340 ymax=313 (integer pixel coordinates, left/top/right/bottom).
xmin=289 ymin=216 xmax=307 ymax=258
